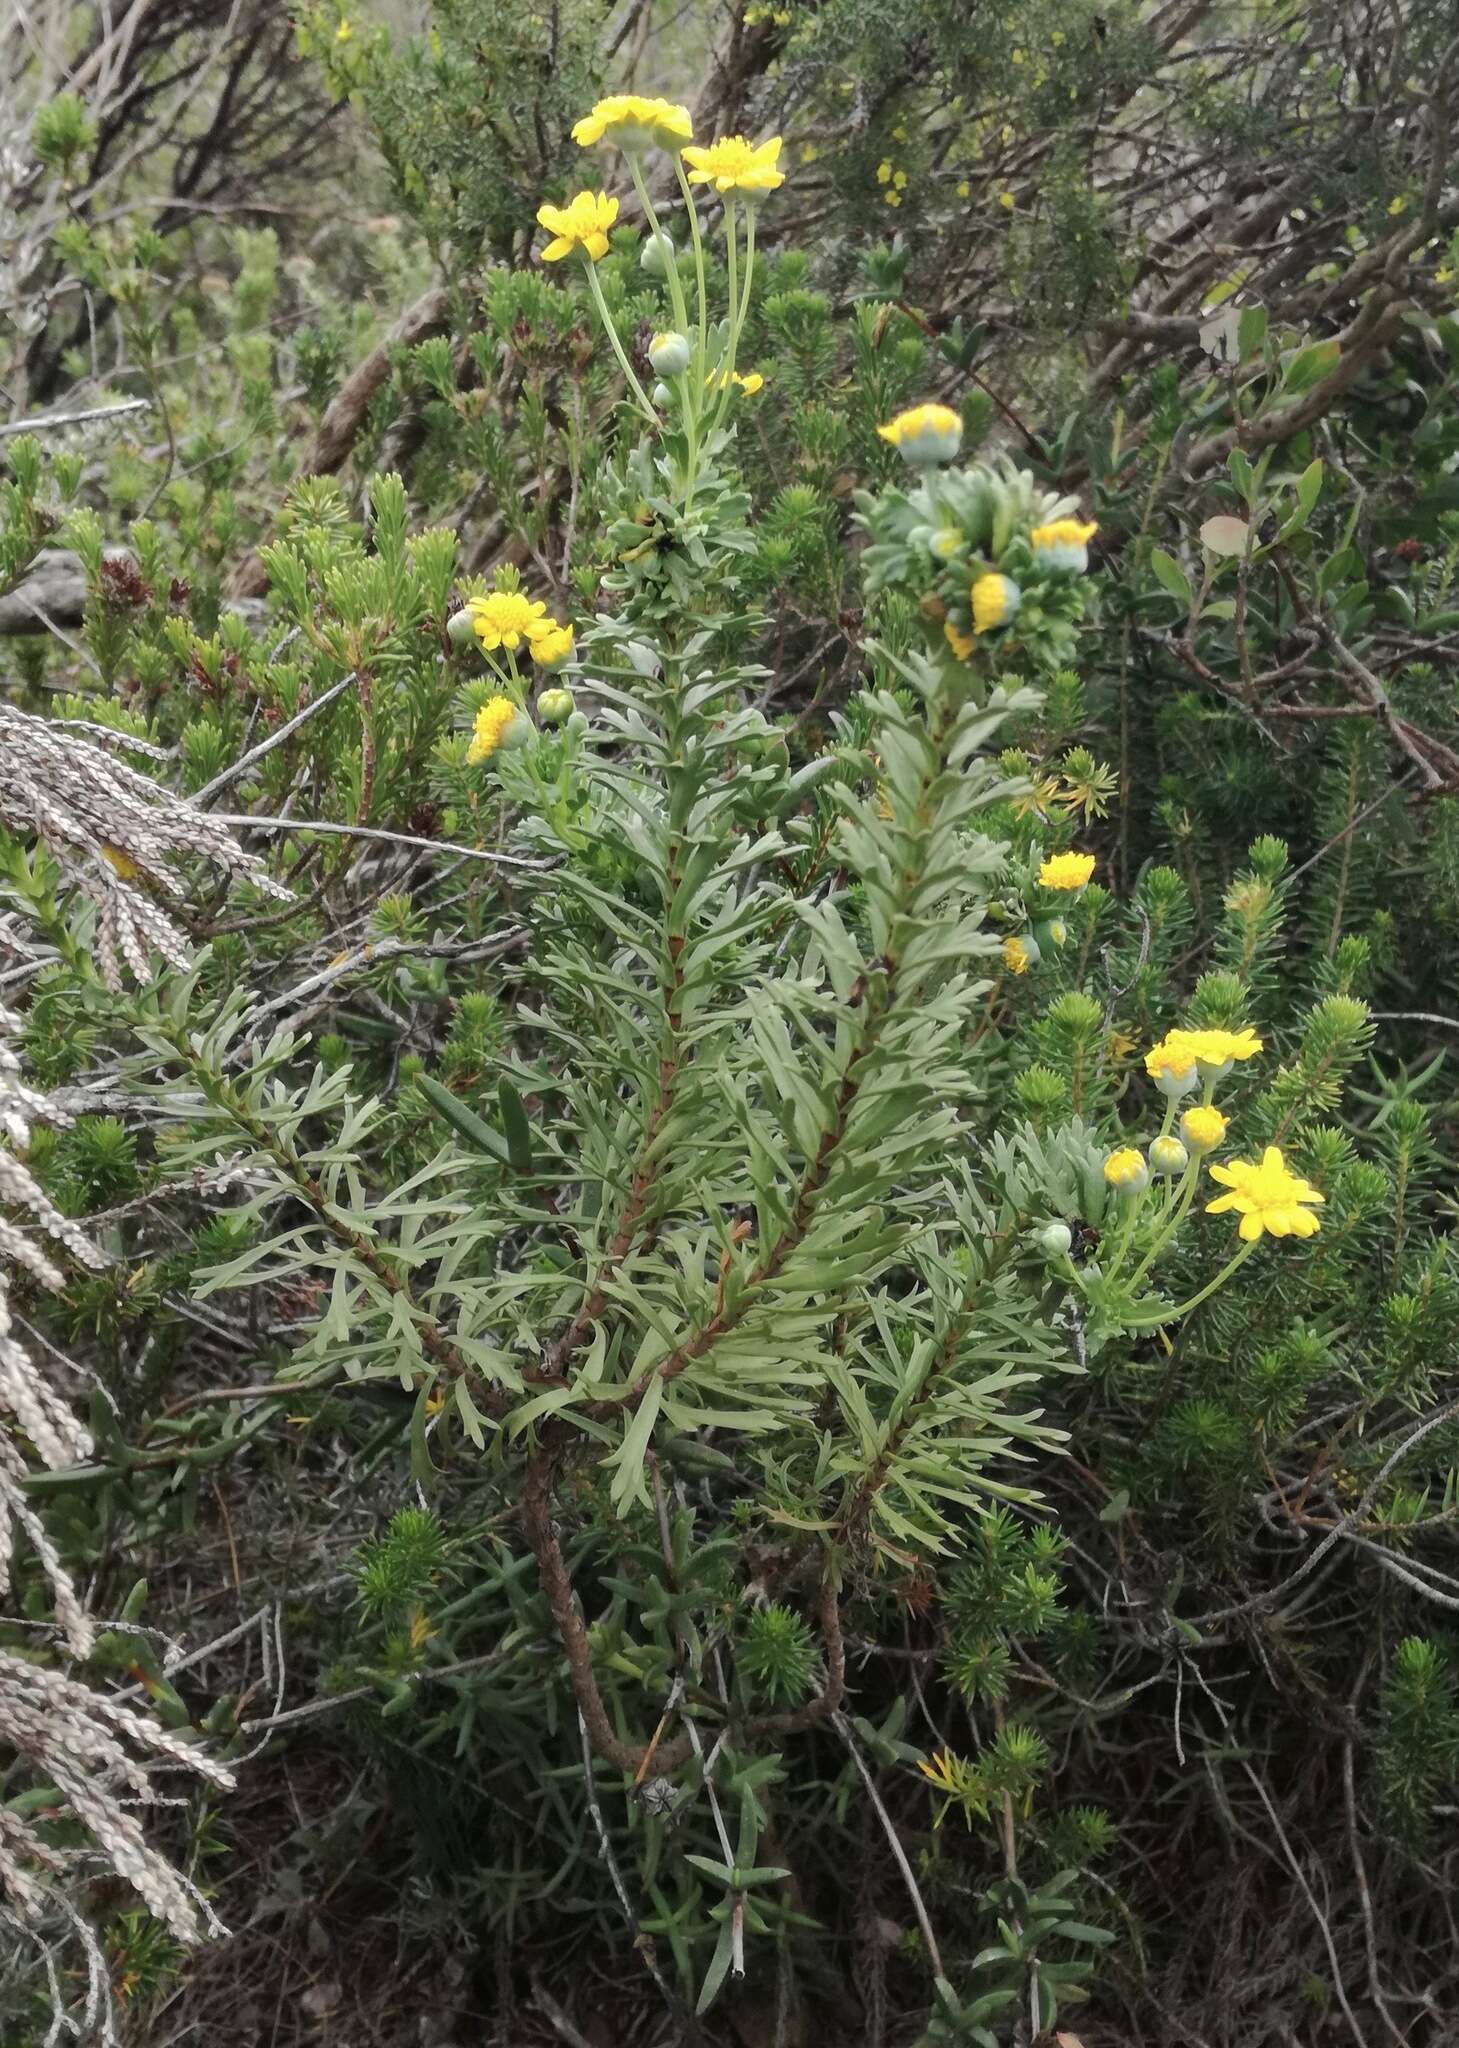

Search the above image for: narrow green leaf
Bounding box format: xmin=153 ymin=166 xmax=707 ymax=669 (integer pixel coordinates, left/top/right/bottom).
xmin=416 ymin=1073 xmax=509 ymax=1164
xmin=497 ymin=1076 xmax=535 ymax=1173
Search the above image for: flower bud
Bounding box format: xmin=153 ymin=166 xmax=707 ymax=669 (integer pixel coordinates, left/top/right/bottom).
xmin=1103 ymin=1147 xmax=1149 ymax=1197
xmin=652 ymin=380 xmax=673 ymax=406
xmin=1034 ymin=918 xmax=1068 ymax=951
xmin=1001 ymin=934 xmax=1040 ymax=975
xmin=1149 ymin=1134 xmax=1189 ymax=1178
xmin=1038 ymin=1221 xmax=1073 ymax=1259
xmin=537 ymin=686 xmax=575 ymax=726
xmin=446 ymin=606 xmax=478 ymax=649
xmin=497 ymin=710 xmax=534 ymax=751
xmin=648 ymin=331 xmax=691 ymax=376
xmin=1180 ymin=1104 xmax=1228 ymax=1154
xmin=929 ymin=526 xmax=964 ymax=562
xmin=640 ymin=229 xmax=677 ymax=276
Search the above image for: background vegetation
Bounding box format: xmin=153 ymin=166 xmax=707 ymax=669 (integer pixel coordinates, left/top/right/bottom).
xmin=3 ymin=2 xmax=1459 ymax=2043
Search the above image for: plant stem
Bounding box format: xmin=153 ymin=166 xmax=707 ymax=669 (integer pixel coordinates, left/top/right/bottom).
xmin=628 ymin=154 xmax=688 ymax=339
xmin=1126 ymin=1160 xmax=1202 ymax=1290
xmin=673 ymin=153 xmax=709 ymax=372
xmin=1129 ymin=1236 xmax=1257 ymax=1327
xmin=583 ymin=260 xmax=658 ymax=424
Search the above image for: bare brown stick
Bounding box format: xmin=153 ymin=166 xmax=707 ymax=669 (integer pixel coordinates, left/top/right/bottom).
xmin=521 ymin=1447 xmax=845 ymax=1772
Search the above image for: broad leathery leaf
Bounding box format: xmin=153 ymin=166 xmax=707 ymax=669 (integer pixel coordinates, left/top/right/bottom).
xmin=1236 ymin=303 xmax=1267 ymax=358
xmin=1200 ymin=515 xmax=1250 ymax=557
xmin=1281 ymin=337 xmax=1339 ymax=393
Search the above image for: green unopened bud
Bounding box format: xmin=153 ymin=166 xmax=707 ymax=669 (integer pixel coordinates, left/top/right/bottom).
xmin=446 ymin=607 xmax=478 ymax=649
xmin=929 ymin=526 xmax=964 ymax=562
xmin=1038 ymin=1221 xmax=1073 ymax=1259
xmin=497 ymin=711 xmax=534 ymax=751
xmin=651 ymin=380 xmax=673 ymax=406
xmin=648 ymin=331 xmax=691 ymax=376
xmin=1033 ymin=918 xmax=1068 ymax=951
xmin=640 ymin=229 xmax=677 ymax=277
xmin=537 ymin=686 xmax=575 ymax=726
xmin=1148 ymin=1135 xmax=1189 ymax=1178
xmin=566 ymin=709 xmax=589 ymax=738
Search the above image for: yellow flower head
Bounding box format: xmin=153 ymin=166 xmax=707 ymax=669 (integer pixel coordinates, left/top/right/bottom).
xmin=877 ymin=403 xmax=963 ymax=464
xmin=944 ymin=619 xmax=975 ymax=661
xmin=1146 ymin=1026 xmax=1262 ymax=1089
xmin=1193 ymin=1026 xmax=1263 ymax=1068
xmin=468 ymin=696 xmax=522 ymax=764
xmin=571 ymin=95 xmax=693 ymax=153
xmin=1002 ymin=934 xmax=1033 ymax=975
xmin=1030 ymin=517 xmax=1098 ymax=573
xmin=706 ymin=368 xmax=766 ymax=396
xmin=1145 ymin=1030 xmax=1202 ymax=1091
xmin=531 ymin=622 xmax=575 ymax=668
xmin=682 ymin=135 xmax=785 ymax=194
xmin=470 ymin=590 xmax=549 ymax=652
xmin=334 ymin=16 xmax=353 ymax=41
xmin=1039 ymin=851 xmax=1095 ymax=891
xmin=1206 ymin=1145 xmax=1324 ymax=1242
xmin=1180 ymin=1104 xmax=1228 ymax=1153
xmin=1103 ymin=1146 xmax=1148 ymax=1193
xmin=972 ymin=572 xmax=1021 ymax=634
xmin=536 ymin=189 xmax=619 ymax=262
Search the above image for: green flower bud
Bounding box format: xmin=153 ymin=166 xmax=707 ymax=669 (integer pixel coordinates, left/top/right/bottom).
xmin=1148 ymin=1134 xmax=1189 ymax=1178
xmin=648 ymin=331 xmax=691 ymax=376
xmin=1033 ymin=918 xmax=1068 ymax=951
xmin=537 ymin=686 xmax=575 ymax=726
xmin=446 ymin=606 xmax=478 ymax=649
xmin=640 ymin=229 xmax=677 ymax=277
xmin=1038 ymin=1221 xmax=1073 ymax=1259
xmin=497 ymin=710 xmax=534 ymax=751
xmin=651 ymin=380 xmax=673 ymax=406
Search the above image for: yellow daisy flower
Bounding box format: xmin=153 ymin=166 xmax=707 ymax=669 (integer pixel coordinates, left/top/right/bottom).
xmin=571 ymin=95 xmax=693 ymax=153
xmin=531 ymin=622 xmax=574 ymax=668
xmin=536 ymin=189 xmax=619 ymax=262
xmin=1038 ymin=851 xmax=1095 ymax=891
xmin=682 ymin=135 xmax=785 ymax=194
xmin=1206 ymin=1146 xmax=1324 ymax=1241
xmin=467 ymin=696 xmax=522 ymax=763
xmin=470 ymin=591 xmax=549 ymax=652
xmin=1002 ymin=935 xmax=1033 ymax=975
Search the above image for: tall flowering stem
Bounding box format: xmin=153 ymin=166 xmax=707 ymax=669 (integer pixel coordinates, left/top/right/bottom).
xmin=673 ymin=152 xmax=710 ymax=375
xmin=583 ymin=260 xmax=658 ymax=425
xmin=626 ymin=154 xmax=688 ymax=340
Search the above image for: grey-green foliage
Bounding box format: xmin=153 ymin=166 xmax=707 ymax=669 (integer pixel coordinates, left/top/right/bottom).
xmin=136 ymin=616 xmax=1077 ymax=1555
